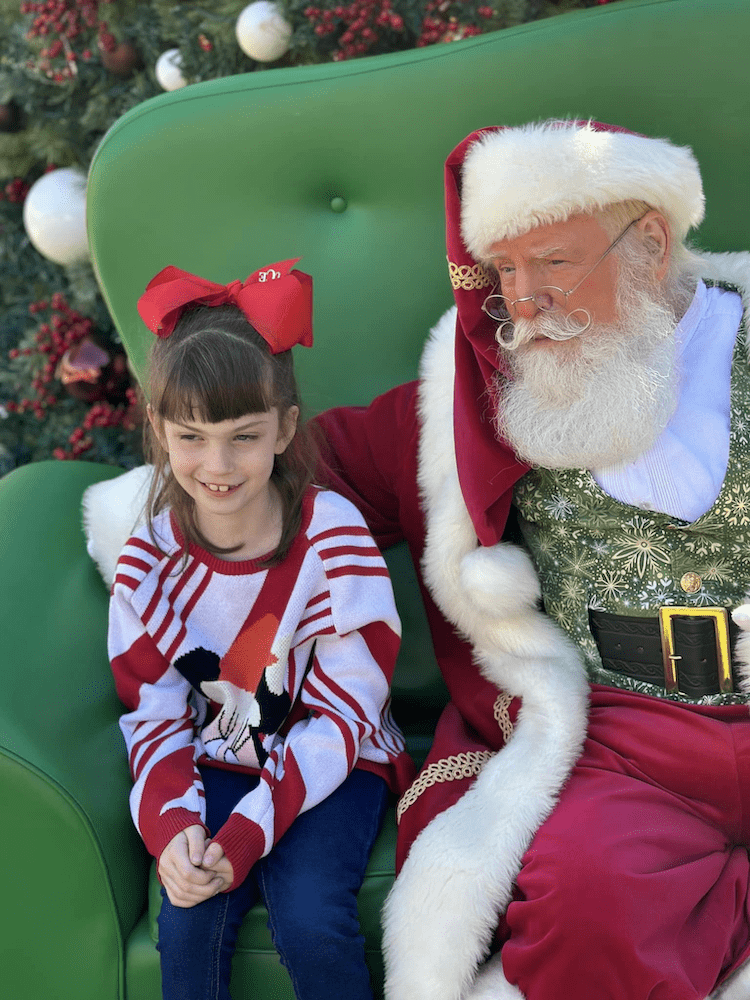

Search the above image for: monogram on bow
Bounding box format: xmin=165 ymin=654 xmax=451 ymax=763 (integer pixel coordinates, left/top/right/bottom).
xmin=137 ymin=258 xmax=313 ymax=354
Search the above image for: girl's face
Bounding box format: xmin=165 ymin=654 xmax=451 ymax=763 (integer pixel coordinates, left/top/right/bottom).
xmin=150 ymin=406 xmax=298 ymax=548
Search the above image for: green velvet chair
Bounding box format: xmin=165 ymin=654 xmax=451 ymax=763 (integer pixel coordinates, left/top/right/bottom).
xmin=2 ymin=0 xmax=749 ymax=997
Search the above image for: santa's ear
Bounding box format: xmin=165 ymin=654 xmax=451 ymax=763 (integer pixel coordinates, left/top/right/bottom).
xmin=635 ymin=211 xmax=671 ymax=281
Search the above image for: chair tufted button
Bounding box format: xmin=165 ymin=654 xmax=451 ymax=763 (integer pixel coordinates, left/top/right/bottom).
xmin=330 ymin=197 xmax=347 ymax=213
xmin=680 ymin=572 xmax=702 ymax=594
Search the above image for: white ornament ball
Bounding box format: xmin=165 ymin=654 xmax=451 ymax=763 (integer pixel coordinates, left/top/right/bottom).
xmin=155 ymin=48 xmax=187 ymax=91
xmin=236 ymin=1 xmax=292 ymax=62
xmin=23 ymin=167 xmax=89 ymax=267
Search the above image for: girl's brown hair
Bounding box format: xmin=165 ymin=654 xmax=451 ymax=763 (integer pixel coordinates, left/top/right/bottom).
xmin=144 ymin=303 xmax=317 ymax=565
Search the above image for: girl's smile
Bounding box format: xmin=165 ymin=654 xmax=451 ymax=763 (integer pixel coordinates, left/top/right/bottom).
xmin=201 ymin=481 xmax=241 ymax=494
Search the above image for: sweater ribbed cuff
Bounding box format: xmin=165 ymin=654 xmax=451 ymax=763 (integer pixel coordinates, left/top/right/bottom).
xmin=149 ymin=808 xmax=207 ymax=868
xmin=211 ymin=814 xmax=265 ymax=891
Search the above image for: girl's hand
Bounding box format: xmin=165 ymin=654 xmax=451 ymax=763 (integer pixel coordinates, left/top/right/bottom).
xmin=158 ymin=825 xmax=224 ymax=908
xmin=202 ymin=841 xmax=235 ymax=893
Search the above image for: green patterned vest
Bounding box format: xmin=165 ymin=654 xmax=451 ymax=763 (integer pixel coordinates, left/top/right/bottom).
xmin=513 ymin=287 xmax=750 ymax=706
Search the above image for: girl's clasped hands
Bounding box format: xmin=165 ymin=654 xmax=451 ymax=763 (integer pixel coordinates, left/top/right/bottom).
xmin=158 ymin=826 xmax=234 ymax=908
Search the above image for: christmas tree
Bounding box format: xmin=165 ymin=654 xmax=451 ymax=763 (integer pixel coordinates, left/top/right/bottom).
xmin=0 ymin=0 xmax=614 ymax=473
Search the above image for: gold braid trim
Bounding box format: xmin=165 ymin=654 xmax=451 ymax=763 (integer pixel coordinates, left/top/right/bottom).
xmin=396 ymin=751 xmax=494 ymax=823
xmin=493 ymin=691 xmax=514 ymax=743
xmin=396 ymin=693 xmax=515 ymax=824
xmin=447 ymin=258 xmax=494 ymax=291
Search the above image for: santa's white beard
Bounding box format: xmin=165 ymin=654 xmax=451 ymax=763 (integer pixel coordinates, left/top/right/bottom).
xmin=494 ymin=287 xmax=680 ymax=469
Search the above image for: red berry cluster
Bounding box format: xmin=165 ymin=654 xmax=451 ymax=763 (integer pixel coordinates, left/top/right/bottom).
xmin=83 ymin=388 xmax=138 ymax=432
xmin=5 ymin=294 xmax=138 ymax=460
xmin=303 ymin=0 xmax=404 ymax=60
xmin=0 ymin=178 xmax=31 ymax=203
xmin=6 ymin=293 xmax=93 ymax=419
xmin=97 ymin=19 xmax=116 ymax=52
xmin=416 ymin=0 xmax=492 ymax=46
xmin=53 ymin=427 xmax=93 ymax=460
xmin=52 ymin=388 xmax=138 ymax=460
xmin=20 ymin=0 xmax=110 ymax=81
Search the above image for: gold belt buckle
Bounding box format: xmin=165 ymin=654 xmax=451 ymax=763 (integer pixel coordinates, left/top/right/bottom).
xmin=658 ymin=606 xmax=733 ymax=695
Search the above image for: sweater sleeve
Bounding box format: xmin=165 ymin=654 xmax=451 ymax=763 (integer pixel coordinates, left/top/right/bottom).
xmin=108 ymin=575 xmax=208 ymax=862
xmin=210 ymin=510 xmax=403 ymax=889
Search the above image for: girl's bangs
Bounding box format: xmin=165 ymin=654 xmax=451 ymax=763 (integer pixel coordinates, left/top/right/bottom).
xmin=156 ymin=334 xmax=275 ymax=424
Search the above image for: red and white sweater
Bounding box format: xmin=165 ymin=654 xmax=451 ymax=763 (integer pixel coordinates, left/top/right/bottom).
xmin=108 ymin=485 xmax=414 ymax=890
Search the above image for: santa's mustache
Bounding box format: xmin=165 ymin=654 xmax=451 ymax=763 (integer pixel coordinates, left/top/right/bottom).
xmin=496 ymin=309 xmax=591 ymax=351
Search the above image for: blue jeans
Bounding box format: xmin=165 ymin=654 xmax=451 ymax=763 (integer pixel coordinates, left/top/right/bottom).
xmin=157 ymin=765 xmax=389 ymax=1000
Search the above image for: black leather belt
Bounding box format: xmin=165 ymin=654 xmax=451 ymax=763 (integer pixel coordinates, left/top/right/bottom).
xmin=589 ymin=607 xmax=738 ymax=698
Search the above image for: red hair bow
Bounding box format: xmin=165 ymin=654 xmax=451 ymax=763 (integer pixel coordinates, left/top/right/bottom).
xmin=137 ymin=258 xmax=313 ymax=353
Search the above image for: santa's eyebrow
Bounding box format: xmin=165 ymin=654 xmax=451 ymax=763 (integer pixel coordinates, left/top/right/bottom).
xmin=521 ymin=243 xmax=582 ymax=259
xmin=487 ymin=244 xmax=579 ymax=264
xmin=533 ymin=245 xmax=569 ymax=257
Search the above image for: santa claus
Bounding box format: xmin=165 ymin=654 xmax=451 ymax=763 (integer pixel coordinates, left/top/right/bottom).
xmin=315 ymin=120 xmax=750 ymax=1000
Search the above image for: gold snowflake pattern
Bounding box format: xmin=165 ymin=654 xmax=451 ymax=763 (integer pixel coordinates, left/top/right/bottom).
xmin=559 ymin=575 xmax=587 ymax=607
xmin=596 ymin=568 xmax=628 ymax=602
xmin=701 ymin=560 xmax=733 ymax=583
xmin=611 ymin=517 xmax=672 ymax=579
xmin=720 ymin=482 xmax=750 ymax=527
xmin=560 ymin=547 xmax=597 ymax=580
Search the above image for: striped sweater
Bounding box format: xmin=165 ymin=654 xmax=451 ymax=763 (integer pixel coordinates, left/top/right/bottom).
xmin=108 ymin=485 xmax=413 ymax=890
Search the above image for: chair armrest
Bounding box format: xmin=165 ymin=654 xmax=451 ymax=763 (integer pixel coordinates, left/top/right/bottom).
xmin=0 ymin=460 xmax=150 ymax=998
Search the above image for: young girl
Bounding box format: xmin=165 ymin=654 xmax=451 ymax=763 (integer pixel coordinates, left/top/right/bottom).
xmin=107 ymin=259 xmax=414 ymax=1000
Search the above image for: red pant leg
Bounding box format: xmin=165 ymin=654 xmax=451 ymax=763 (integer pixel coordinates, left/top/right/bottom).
xmin=501 ymin=689 xmax=750 ymax=1000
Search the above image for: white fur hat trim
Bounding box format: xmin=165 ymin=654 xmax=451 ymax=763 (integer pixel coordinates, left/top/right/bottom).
xmin=461 ymin=119 xmax=705 ymax=258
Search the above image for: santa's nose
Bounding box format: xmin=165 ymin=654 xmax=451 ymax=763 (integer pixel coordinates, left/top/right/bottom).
xmin=510 ymin=293 xmax=542 ymax=321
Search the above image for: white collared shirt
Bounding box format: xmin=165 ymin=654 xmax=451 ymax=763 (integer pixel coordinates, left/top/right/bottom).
xmin=592 ymin=281 xmax=743 ymax=523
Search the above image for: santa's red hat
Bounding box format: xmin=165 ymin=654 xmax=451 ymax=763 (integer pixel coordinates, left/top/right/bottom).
xmin=460 ymin=119 xmax=705 ymax=258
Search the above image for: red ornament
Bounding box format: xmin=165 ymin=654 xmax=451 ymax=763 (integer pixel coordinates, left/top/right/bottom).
xmin=55 ymin=337 xmax=109 ymax=389
xmin=99 ymin=39 xmax=141 ymax=75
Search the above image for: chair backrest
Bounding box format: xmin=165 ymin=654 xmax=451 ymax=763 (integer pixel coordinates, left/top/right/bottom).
xmin=87 ymin=0 xmax=750 ymax=421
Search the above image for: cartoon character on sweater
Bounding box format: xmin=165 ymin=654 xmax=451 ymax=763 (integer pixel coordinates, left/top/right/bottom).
xmin=175 ymin=613 xmax=293 ymax=766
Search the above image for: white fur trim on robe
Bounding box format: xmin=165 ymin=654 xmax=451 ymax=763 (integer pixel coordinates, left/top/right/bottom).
xmin=382 ymin=305 xmax=590 ymax=1000
xmin=81 ymin=464 xmax=153 ymax=587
